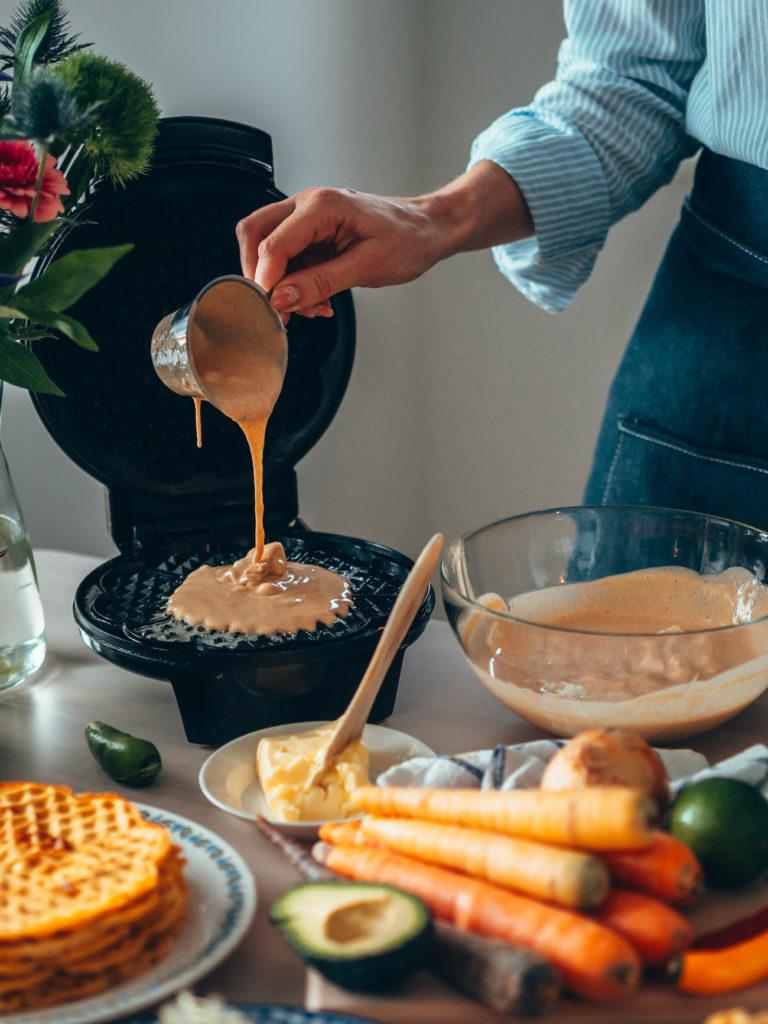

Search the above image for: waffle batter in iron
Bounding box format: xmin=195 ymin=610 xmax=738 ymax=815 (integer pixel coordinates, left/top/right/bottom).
xmin=167 ymin=538 xmax=352 ymax=635
xmin=166 ymin=286 xmax=352 ymax=636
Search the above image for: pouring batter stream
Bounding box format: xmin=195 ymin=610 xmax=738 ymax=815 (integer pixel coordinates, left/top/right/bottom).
xmin=165 ymin=280 xmax=352 ymax=636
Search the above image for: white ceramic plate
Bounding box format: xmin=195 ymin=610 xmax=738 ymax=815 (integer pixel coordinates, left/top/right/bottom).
xmin=3 ymin=805 xmax=257 ymax=1024
xmin=199 ymin=721 xmax=434 ymax=839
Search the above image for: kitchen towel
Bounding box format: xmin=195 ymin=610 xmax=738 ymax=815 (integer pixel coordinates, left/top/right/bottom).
xmin=377 ymin=740 xmax=768 ymax=796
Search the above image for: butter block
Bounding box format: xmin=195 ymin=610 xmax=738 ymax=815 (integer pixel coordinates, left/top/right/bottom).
xmin=257 ymin=725 xmax=370 ymax=822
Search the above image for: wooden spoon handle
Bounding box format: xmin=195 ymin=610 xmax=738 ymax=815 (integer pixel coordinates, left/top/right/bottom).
xmin=323 ymin=533 xmax=444 ymax=761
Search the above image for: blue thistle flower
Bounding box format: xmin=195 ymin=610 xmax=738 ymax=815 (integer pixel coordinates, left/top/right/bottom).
xmin=8 ymin=67 xmax=94 ymax=144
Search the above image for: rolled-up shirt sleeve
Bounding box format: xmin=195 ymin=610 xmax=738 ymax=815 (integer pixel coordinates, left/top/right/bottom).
xmin=470 ymin=0 xmax=705 ymax=312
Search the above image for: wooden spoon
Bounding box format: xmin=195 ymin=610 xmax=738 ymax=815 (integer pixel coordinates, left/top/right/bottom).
xmin=304 ymin=532 xmax=444 ymax=788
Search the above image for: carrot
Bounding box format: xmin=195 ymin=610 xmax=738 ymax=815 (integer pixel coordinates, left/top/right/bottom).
xmin=596 ymin=889 xmax=692 ymax=968
xmin=677 ymin=927 xmax=768 ymax=995
xmin=360 ymin=816 xmax=610 ymax=909
xmin=352 ymin=785 xmax=655 ymax=851
xmin=318 ymin=820 xmax=371 ymax=847
xmin=254 ymin=813 xmax=328 ymax=881
xmin=314 ymin=842 xmax=640 ymax=1001
xmin=602 ymin=831 xmax=704 ymax=904
xmin=430 ymin=921 xmax=561 ymax=1017
xmin=259 ymin=815 xmax=560 ymax=1016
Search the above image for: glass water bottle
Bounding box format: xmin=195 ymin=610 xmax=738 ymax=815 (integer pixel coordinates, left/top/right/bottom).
xmin=0 ymin=435 xmax=45 ymax=691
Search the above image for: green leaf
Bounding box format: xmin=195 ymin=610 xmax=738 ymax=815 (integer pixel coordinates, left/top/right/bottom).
xmin=0 ymin=218 xmax=61 ymax=275
xmin=0 ymin=1 xmax=89 ymax=71
xmin=14 ymin=9 xmax=53 ymax=81
xmin=0 ymin=333 xmax=63 ymax=394
xmin=15 ymin=243 xmax=132 ymax=311
xmin=0 ymin=296 xmax=99 ymax=352
xmin=10 ymin=301 xmax=98 ymax=350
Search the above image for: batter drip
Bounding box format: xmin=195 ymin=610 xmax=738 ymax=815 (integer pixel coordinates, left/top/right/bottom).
xmin=193 ymin=397 xmax=203 ymax=449
xmin=166 ymin=280 xmax=352 ymax=636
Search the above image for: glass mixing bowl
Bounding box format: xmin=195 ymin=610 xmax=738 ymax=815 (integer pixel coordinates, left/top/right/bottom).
xmin=442 ymin=506 xmax=768 ymax=741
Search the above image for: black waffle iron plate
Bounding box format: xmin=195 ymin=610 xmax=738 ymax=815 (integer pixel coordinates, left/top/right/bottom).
xmin=30 ymin=117 xmax=434 ymax=745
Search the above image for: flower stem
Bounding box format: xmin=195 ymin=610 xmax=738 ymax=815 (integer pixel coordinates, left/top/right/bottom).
xmin=62 ymin=145 xmax=91 ymax=212
xmin=28 ymin=143 xmax=48 ymax=222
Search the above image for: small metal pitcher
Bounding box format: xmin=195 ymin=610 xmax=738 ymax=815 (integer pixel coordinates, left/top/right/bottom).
xmin=151 ymin=275 xmax=287 ymax=420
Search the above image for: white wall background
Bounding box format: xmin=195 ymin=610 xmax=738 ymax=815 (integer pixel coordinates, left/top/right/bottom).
xmin=1 ymin=0 xmax=693 ymax=562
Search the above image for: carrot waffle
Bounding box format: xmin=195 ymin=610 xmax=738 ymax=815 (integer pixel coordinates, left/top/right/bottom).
xmin=0 ymin=782 xmax=187 ymax=1011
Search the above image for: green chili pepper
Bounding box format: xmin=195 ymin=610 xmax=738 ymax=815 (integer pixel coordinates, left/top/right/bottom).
xmin=85 ymin=721 xmax=162 ymax=787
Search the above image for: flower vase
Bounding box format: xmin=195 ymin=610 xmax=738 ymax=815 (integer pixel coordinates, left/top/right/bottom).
xmin=0 ymin=386 xmax=46 ymax=691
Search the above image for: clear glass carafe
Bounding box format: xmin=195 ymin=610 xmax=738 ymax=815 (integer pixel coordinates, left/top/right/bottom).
xmin=0 ymin=433 xmax=45 ymax=691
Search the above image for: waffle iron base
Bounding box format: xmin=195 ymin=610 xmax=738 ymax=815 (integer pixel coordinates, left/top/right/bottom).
xmin=74 ymin=530 xmax=434 ymax=745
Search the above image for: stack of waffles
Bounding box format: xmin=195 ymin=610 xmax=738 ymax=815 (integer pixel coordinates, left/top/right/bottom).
xmin=0 ymin=782 xmax=187 ymax=1012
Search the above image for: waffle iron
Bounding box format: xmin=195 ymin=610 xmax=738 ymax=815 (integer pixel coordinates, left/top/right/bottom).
xmin=30 ymin=116 xmax=434 ymax=745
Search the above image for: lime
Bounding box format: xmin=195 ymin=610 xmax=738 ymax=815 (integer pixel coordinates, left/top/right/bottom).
xmin=669 ymin=778 xmax=768 ymax=888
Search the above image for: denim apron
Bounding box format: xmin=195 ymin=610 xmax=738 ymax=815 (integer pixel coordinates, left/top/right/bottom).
xmin=584 ymin=150 xmax=768 ymax=531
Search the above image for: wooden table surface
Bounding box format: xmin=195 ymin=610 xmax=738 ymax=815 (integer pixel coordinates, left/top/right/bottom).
xmin=3 ymin=550 xmax=768 ymax=1021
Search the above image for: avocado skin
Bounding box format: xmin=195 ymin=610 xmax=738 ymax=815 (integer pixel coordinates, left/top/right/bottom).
xmin=271 ymin=881 xmax=433 ymax=992
xmin=297 ymin=920 xmax=433 ymax=992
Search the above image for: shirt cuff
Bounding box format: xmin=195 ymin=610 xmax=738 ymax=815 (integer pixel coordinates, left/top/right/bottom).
xmin=469 ymin=110 xmax=611 ymax=312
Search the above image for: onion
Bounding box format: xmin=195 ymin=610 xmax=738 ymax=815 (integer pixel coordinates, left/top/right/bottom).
xmin=540 ymin=730 xmax=670 ymax=811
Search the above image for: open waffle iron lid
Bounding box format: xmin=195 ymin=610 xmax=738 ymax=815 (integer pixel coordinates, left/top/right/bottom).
xmin=28 ymin=116 xmax=434 ymax=671
xmin=30 ymin=116 xmax=356 ymax=552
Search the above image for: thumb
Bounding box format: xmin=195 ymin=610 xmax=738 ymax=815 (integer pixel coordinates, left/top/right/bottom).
xmin=270 ymin=249 xmax=365 ymax=312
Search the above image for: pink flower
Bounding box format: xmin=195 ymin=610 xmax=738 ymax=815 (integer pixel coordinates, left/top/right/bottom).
xmin=0 ymin=140 xmax=69 ymax=223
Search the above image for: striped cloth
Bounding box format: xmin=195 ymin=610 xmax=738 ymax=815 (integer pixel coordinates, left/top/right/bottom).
xmin=470 ymin=0 xmax=768 ymax=312
xmin=377 ymin=741 xmax=768 ymax=795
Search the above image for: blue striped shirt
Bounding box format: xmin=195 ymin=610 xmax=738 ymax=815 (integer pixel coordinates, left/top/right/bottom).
xmin=469 ymin=0 xmax=767 ymax=312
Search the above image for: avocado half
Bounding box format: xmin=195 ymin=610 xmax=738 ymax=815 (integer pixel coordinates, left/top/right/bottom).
xmin=270 ymin=881 xmax=433 ymax=992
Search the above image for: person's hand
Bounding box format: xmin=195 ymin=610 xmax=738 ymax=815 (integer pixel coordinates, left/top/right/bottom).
xmin=236 ymin=188 xmax=448 ymax=319
xmin=236 ymin=161 xmax=534 ymax=318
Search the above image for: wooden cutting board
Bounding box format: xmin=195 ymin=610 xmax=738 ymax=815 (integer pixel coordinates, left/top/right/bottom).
xmin=306 ymin=880 xmax=768 ymax=1023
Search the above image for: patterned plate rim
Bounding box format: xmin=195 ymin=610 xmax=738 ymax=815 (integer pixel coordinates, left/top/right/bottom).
xmin=130 ymin=1003 xmax=377 ymax=1023
xmin=1 ymin=804 xmax=257 ymax=1024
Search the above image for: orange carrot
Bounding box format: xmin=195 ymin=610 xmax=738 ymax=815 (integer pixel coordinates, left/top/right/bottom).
xmin=317 ymin=819 xmax=368 ymax=843
xmin=596 ymin=889 xmax=692 ymax=968
xmin=318 ymin=820 xmax=370 ymax=847
xmin=602 ymin=832 xmax=704 ymax=904
xmin=677 ymin=927 xmax=768 ymax=995
xmin=352 ymin=786 xmax=654 ymax=851
xmin=315 ymin=842 xmax=640 ymax=1001
xmin=360 ymin=816 xmax=609 ymax=909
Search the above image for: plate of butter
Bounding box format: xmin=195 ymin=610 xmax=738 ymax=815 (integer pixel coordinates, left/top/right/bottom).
xmin=198 ymin=721 xmax=434 ymax=839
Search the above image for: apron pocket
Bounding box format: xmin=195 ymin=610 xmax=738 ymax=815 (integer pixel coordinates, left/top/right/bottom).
xmin=602 ymin=418 xmax=768 ymax=530
xmin=681 ymin=199 xmax=768 ymax=288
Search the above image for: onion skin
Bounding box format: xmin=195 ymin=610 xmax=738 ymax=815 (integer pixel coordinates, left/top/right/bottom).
xmin=540 ymin=730 xmax=670 ymax=811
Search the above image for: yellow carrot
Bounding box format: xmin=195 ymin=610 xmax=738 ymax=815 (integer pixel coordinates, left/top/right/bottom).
xmin=316 ymin=842 xmax=640 ymax=1001
xmin=360 ymin=816 xmax=609 ymax=909
xmin=352 ymin=786 xmax=655 ymax=851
